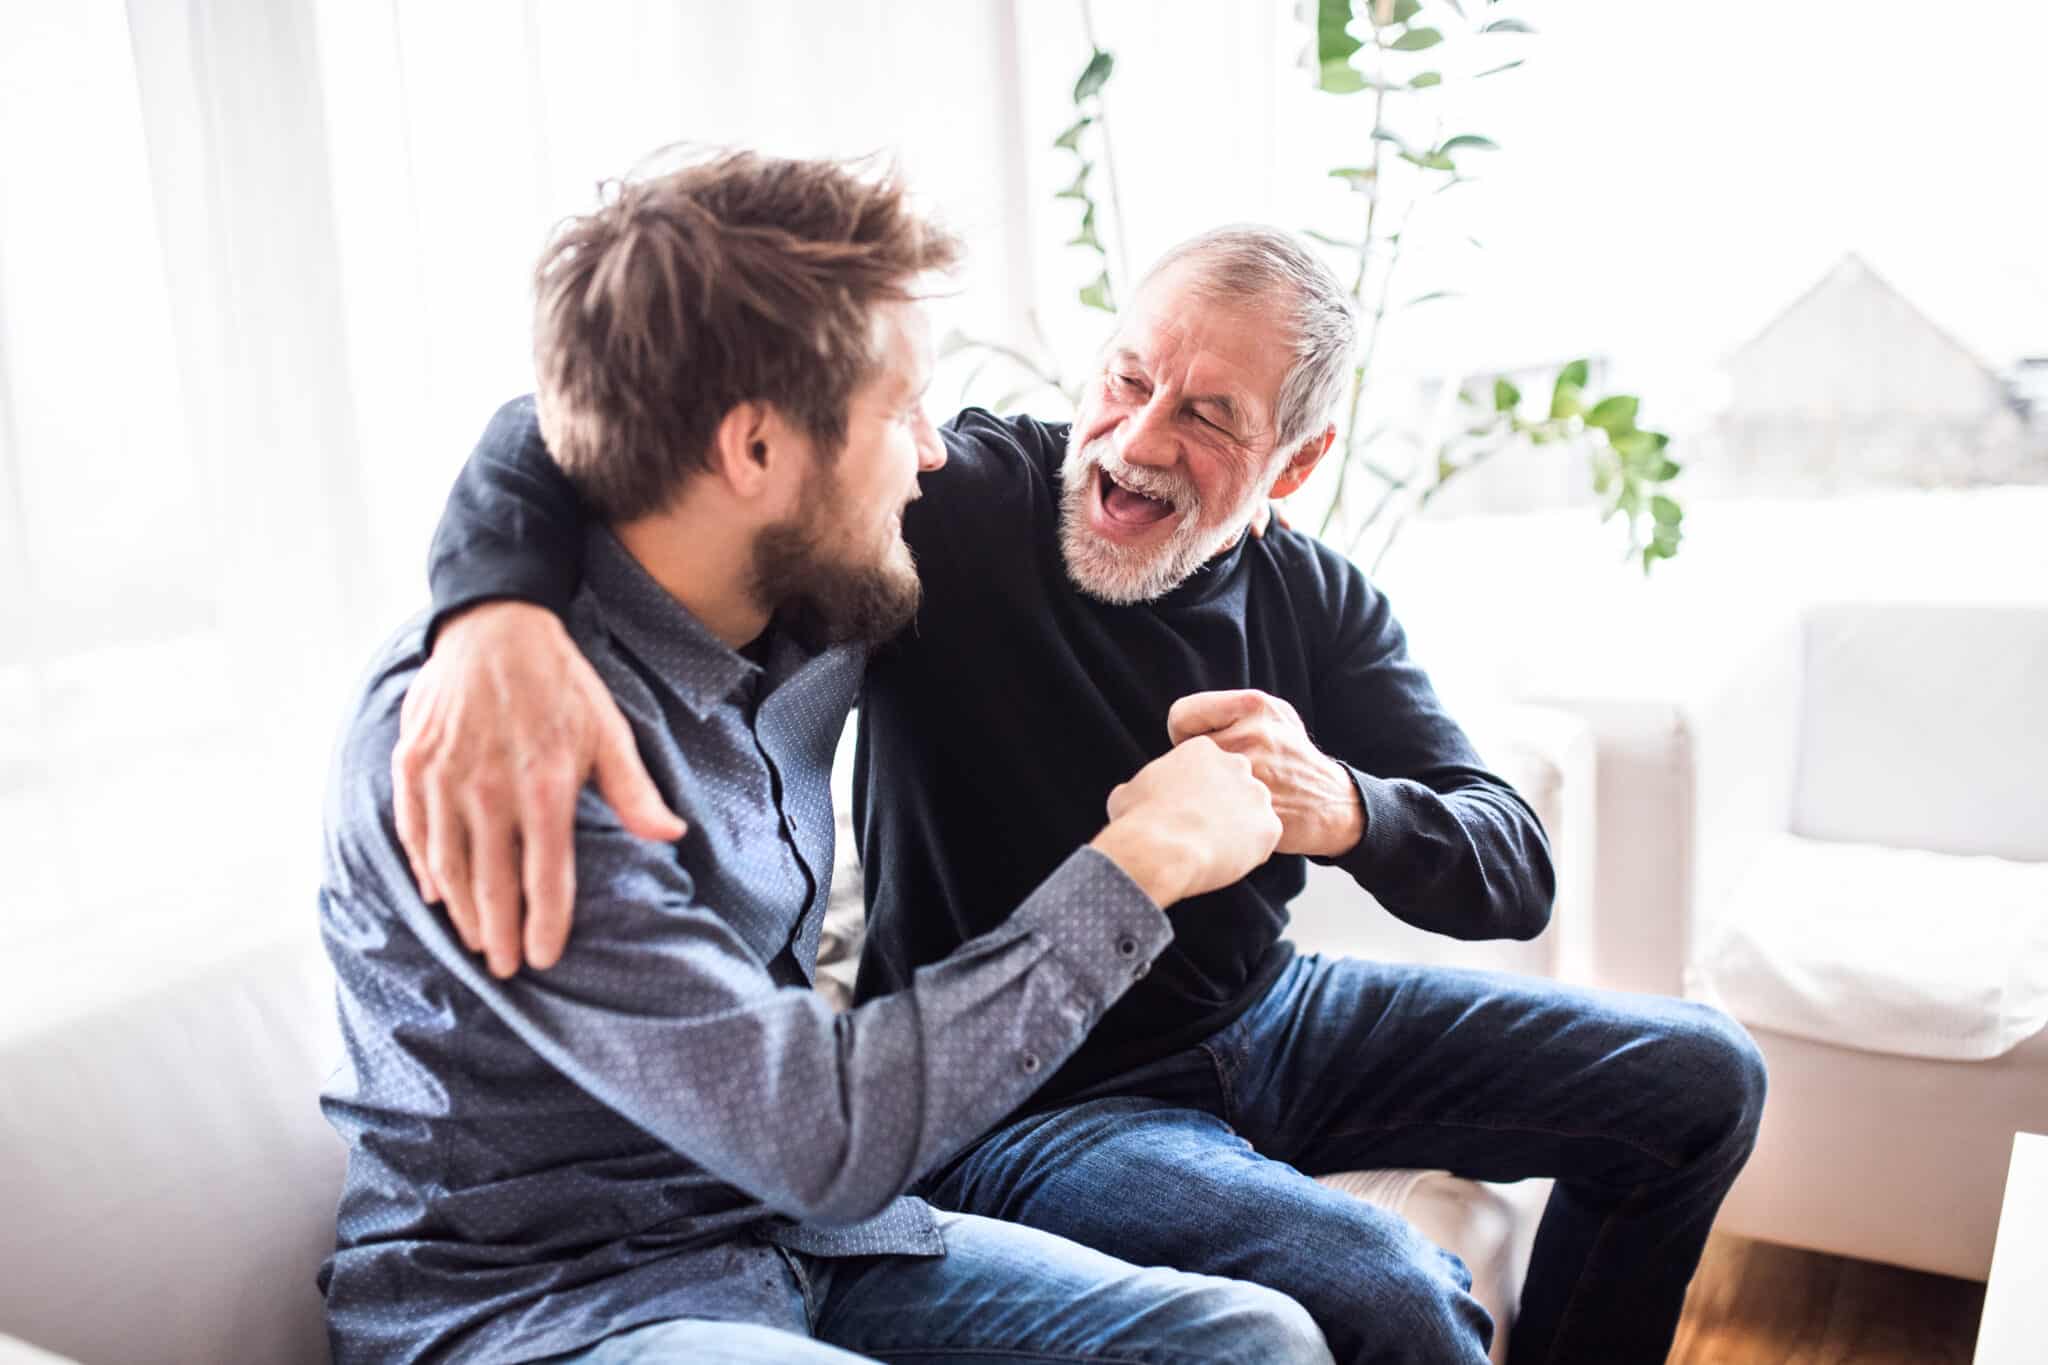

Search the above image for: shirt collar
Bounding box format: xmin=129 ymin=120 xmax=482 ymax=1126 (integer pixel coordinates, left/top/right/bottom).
xmin=582 ymin=525 xmax=761 ymax=721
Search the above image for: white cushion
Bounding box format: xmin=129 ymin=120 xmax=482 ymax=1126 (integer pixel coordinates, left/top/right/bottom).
xmin=0 ymin=933 xmax=344 ymax=1365
xmin=1689 ymin=833 xmax=2048 ymax=1061
xmin=1318 ymin=1170 xmax=1548 ymax=1365
xmin=1793 ymin=603 xmax=2048 ymax=862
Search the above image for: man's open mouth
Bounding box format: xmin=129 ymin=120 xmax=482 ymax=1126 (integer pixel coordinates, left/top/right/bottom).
xmin=1098 ymin=467 xmax=1176 ymax=528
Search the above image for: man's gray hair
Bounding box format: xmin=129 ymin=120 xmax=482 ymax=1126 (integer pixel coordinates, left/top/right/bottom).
xmin=1137 ymin=225 xmax=1359 ymax=449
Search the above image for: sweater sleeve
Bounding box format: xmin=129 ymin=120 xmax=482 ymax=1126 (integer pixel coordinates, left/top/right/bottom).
xmin=1305 ymin=552 xmax=1555 ymax=941
xmin=425 ymin=396 xmax=589 ymax=640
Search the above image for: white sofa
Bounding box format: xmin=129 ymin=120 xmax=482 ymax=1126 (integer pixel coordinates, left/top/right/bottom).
xmin=1535 ymin=601 xmax=2048 ymax=1279
xmin=0 ymin=707 xmax=1588 ymax=1364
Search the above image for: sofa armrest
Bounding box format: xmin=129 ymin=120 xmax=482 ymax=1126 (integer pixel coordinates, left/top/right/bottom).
xmin=1287 ymin=702 xmax=1594 ymax=979
xmin=1529 ymin=612 xmax=1803 ymax=997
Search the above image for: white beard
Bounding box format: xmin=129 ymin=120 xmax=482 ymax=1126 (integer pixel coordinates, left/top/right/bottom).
xmin=1057 ymin=433 xmax=1243 ymax=605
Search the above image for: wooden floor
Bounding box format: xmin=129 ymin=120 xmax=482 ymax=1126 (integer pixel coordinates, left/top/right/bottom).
xmin=1666 ymin=1234 xmax=1986 ymax=1364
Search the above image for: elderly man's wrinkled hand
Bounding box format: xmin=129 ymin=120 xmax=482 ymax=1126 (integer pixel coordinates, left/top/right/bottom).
xmin=391 ymin=601 xmax=685 ymax=977
xmin=1165 ymin=688 xmax=1364 ymax=859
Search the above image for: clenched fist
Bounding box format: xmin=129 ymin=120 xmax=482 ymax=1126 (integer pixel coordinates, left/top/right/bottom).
xmin=1091 ymin=735 xmax=1283 ymax=907
xmin=1166 ymin=689 xmax=1364 ymax=859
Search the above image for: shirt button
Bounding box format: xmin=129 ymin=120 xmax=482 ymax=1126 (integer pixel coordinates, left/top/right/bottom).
xmin=1115 ymin=935 xmax=1139 ymax=959
xmin=1020 ymin=1051 xmax=1042 ymax=1075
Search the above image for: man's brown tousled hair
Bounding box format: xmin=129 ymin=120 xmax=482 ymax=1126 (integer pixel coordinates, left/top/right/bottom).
xmin=533 ymin=148 xmax=961 ymax=521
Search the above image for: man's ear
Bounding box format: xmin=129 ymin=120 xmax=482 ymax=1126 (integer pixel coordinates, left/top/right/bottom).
xmin=1267 ymin=424 xmax=1337 ymax=500
xmin=708 ymin=402 xmax=785 ymax=500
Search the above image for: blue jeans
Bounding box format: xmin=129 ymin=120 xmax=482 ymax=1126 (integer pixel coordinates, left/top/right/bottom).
xmin=921 ymin=954 xmax=1767 ymax=1365
xmin=553 ymin=1210 xmax=1332 ymax=1363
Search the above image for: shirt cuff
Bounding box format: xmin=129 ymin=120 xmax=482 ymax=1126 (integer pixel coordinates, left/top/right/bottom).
xmin=1004 ymin=846 xmax=1173 ymax=1013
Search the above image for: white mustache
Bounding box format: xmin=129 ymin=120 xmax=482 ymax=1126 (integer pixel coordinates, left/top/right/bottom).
xmin=1080 ymin=439 xmax=1200 ymax=514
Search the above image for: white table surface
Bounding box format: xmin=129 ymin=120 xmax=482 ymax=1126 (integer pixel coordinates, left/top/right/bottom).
xmin=1975 ymin=1132 xmax=2048 ymax=1365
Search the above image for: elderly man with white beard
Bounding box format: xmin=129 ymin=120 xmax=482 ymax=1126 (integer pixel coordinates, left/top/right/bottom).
xmin=401 ymin=225 xmax=1766 ymax=1365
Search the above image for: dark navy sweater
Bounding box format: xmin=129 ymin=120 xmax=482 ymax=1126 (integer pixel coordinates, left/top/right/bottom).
xmin=428 ymin=402 xmax=1555 ymax=1103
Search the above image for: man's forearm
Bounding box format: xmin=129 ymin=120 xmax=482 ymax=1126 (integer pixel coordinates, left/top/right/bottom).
xmin=1323 ymin=764 xmax=1555 ymax=941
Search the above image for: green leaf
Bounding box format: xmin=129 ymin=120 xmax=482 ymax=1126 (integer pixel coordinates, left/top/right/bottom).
xmin=1078 ymin=271 xmax=1114 ymax=313
xmin=1586 ymin=394 xmax=1639 ymax=432
xmin=1589 ymin=450 xmax=1618 ymax=495
xmin=1482 ymin=17 xmax=1536 ymax=33
xmin=1067 ymin=204 xmax=1103 ymax=252
xmin=1314 ymin=0 xmax=1365 ymax=92
xmin=1651 ymin=494 xmax=1683 ymax=526
xmin=1327 ymin=166 xmax=1380 ymax=188
xmin=1549 ymin=380 xmax=1584 ymax=420
xmin=1054 ymin=162 xmax=1094 ymax=200
xmin=1320 ymin=62 xmax=1368 ymax=94
xmin=1387 ymin=0 xmax=1424 ymax=23
xmin=1611 ymin=428 xmax=1659 ymax=458
xmin=1053 ymin=117 xmax=1091 ymax=152
xmin=1400 ymin=150 xmax=1458 ymax=172
xmin=1406 ymin=289 xmax=1459 ymax=306
xmin=1439 ymin=134 xmax=1499 ymax=154
xmin=1649 ymin=455 xmax=1682 ymax=482
xmin=1556 ymin=358 xmax=1591 ymax=391
xmin=1475 ymin=58 xmax=1526 ymax=78
xmin=1390 ymin=26 xmax=1444 ymax=50
xmin=1409 ymin=71 xmax=1443 ymax=88
xmin=1073 ymin=49 xmax=1114 ymax=103
xmin=1493 ymin=377 xmax=1521 ymax=412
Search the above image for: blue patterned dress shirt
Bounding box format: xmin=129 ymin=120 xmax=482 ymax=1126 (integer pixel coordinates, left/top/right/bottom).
xmin=317 ymin=526 xmax=1171 ymax=1363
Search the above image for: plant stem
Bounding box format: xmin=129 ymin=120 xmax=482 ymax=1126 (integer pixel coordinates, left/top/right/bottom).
xmin=1348 ymin=469 xmax=1408 ymax=560
xmin=1320 ymin=19 xmax=1395 ymax=540
xmin=1079 ymin=0 xmax=1133 ymax=302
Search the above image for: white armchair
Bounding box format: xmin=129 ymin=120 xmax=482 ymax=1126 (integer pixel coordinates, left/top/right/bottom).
xmin=1535 ymin=601 xmax=2048 ymax=1279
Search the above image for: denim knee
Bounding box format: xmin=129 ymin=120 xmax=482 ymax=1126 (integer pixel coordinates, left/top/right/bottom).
xmin=1157 ymin=1274 xmax=1332 ymax=1365
xmin=1343 ymin=1252 xmax=1494 ymax=1365
xmin=1675 ymin=1003 xmax=1770 ymax=1161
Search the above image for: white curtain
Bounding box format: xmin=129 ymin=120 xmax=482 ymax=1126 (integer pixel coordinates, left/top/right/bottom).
xmin=0 ymin=0 xmax=1113 ymax=1021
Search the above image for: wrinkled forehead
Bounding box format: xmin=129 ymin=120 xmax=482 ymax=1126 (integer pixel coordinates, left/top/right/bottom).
xmin=1113 ymin=264 xmax=1292 ymax=421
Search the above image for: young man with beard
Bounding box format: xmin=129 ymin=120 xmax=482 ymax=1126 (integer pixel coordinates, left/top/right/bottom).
xmin=316 ymin=152 xmax=1334 ymax=1365
xmin=400 ymin=224 xmax=1768 ymax=1364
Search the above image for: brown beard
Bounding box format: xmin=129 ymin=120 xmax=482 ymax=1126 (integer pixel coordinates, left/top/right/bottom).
xmin=749 ymin=479 xmax=921 ymax=648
